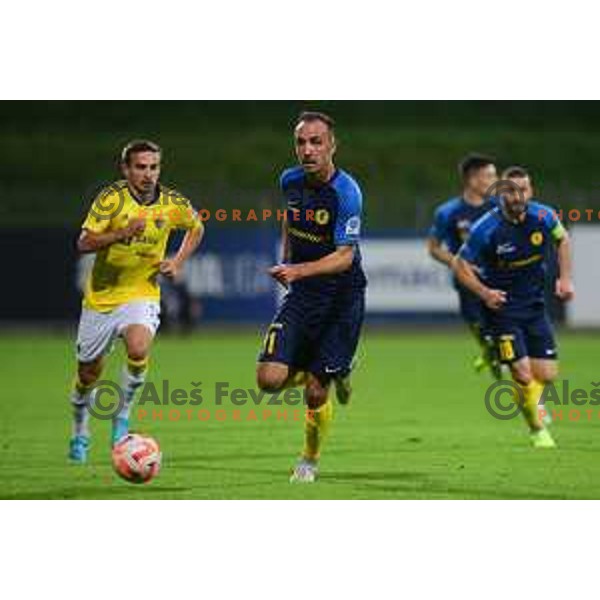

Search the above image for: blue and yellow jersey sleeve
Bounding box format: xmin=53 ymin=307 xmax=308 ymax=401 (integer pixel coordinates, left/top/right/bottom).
xmin=531 ymin=201 xmax=566 ymax=242
xmin=331 ymin=173 xmax=363 ymax=246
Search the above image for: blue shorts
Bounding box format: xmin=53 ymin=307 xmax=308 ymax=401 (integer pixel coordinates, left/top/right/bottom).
xmin=258 ymin=288 xmax=365 ymax=383
xmin=457 ymin=285 xmax=485 ymax=327
xmin=483 ymin=305 xmax=558 ymax=364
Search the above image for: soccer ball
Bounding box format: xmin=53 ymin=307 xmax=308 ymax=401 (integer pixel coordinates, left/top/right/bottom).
xmin=112 ymin=434 xmax=162 ymax=484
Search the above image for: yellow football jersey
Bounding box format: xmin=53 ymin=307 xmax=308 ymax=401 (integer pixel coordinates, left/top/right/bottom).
xmin=81 ymin=180 xmax=203 ymax=312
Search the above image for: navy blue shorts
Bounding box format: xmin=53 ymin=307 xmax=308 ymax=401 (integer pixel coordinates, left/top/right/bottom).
xmin=483 ymin=306 xmax=558 ymax=364
xmin=258 ymin=288 xmax=365 ymax=383
xmin=457 ymin=285 xmax=485 ymax=327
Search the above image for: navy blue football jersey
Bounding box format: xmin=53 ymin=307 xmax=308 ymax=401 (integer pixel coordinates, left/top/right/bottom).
xmin=458 ymin=200 xmax=566 ymax=314
xmin=281 ymin=166 xmax=367 ymax=293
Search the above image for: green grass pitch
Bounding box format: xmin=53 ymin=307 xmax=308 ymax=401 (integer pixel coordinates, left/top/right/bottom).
xmin=1 ymin=329 xmax=600 ymax=499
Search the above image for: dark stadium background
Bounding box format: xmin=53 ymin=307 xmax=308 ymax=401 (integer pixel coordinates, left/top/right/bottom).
xmin=3 ymin=101 xmax=600 ymax=500
xmin=2 ymin=100 xmax=597 ymax=326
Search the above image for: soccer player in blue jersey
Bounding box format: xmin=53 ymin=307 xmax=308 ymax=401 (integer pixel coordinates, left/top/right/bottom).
xmin=427 ymin=154 xmax=501 ymax=377
xmin=454 ymin=166 xmax=574 ymax=448
xmin=257 ymin=112 xmax=367 ymax=483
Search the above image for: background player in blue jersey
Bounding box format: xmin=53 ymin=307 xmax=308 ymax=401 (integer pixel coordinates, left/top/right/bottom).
xmin=454 ymin=166 xmax=574 ymax=448
xmin=256 ymin=112 xmax=367 ymax=483
xmin=427 ymin=154 xmax=501 ymax=377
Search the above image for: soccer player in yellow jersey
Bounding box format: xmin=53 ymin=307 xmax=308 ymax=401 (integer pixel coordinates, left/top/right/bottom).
xmin=69 ymin=140 xmax=204 ymax=463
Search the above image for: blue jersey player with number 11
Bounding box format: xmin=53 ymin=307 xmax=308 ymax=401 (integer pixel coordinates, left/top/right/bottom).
xmin=256 ymin=112 xmax=367 ymax=483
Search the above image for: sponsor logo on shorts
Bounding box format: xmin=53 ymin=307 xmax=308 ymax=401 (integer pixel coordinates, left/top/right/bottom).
xmin=324 ymin=366 xmax=342 ymax=375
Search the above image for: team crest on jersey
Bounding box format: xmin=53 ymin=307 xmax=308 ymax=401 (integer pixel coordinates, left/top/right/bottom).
xmin=530 ymin=231 xmax=544 ymax=246
xmin=315 ymin=209 xmax=330 ymax=225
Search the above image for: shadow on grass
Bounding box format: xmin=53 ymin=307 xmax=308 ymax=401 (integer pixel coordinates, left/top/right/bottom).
xmin=321 ymin=471 xmax=572 ymax=499
xmin=171 ymin=452 xmax=285 ymax=465
xmin=0 ymin=485 xmax=193 ymax=500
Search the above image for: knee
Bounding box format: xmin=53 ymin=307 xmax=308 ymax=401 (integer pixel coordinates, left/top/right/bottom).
xmin=256 ymin=364 xmax=288 ymax=393
xmin=126 ymin=340 xmax=150 ymax=362
xmin=535 ymin=365 xmax=558 ymax=384
xmin=78 ymin=361 xmax=102 ymax=387
xmin=511 ymin=363 xmax=533 ymax=387
xmin=123 ymin=325 xmax=152 ymax=362
xmin=305 ymin=379 xmax=329 ymax=410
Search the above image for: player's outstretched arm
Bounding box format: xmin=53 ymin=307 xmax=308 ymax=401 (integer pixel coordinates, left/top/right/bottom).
xmin=77 ymin=219 xmax=146 ymax=254
xmin=453 ymin=256 xmax=506 ymax=310
xmin=555 ymin=232 xmax=575 ymax=301
xmin=269 ymin=246 xmax=354 ymax=286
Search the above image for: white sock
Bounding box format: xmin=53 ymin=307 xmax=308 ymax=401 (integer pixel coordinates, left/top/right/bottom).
xmin=114 ymin=367 xmax=147 ymax=422
xmin=70 ymin=389 xmax=91 ymax=437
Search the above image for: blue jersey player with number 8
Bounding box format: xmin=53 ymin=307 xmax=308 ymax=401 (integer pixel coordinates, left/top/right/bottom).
xmin=454 ymin=166 xmax=574 ymax=448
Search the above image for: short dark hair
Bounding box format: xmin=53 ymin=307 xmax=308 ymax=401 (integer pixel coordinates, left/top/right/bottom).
xmin=121 ymin=139 xmax=162 ymax=165
xmin=295 ymin=111 xmax=335 ymax=132
xmin=502 ymin=165 xmax=531 ymax=180
xmin=459 ymin=153 xmax=496 ymax=181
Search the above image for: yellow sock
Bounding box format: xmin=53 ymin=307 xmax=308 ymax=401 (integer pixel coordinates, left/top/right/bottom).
xmin=535 ymin=379 xmax=551 ymax=420
xmin=302 ymin=397 xmax=334 ymax=462
xmin=127 ymin=356 xmax=149 ymax=377
xmin=519 ymin=380 xmax=544 ymax=430
xmin=284 ymin=371 xmax=307 ymax=389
